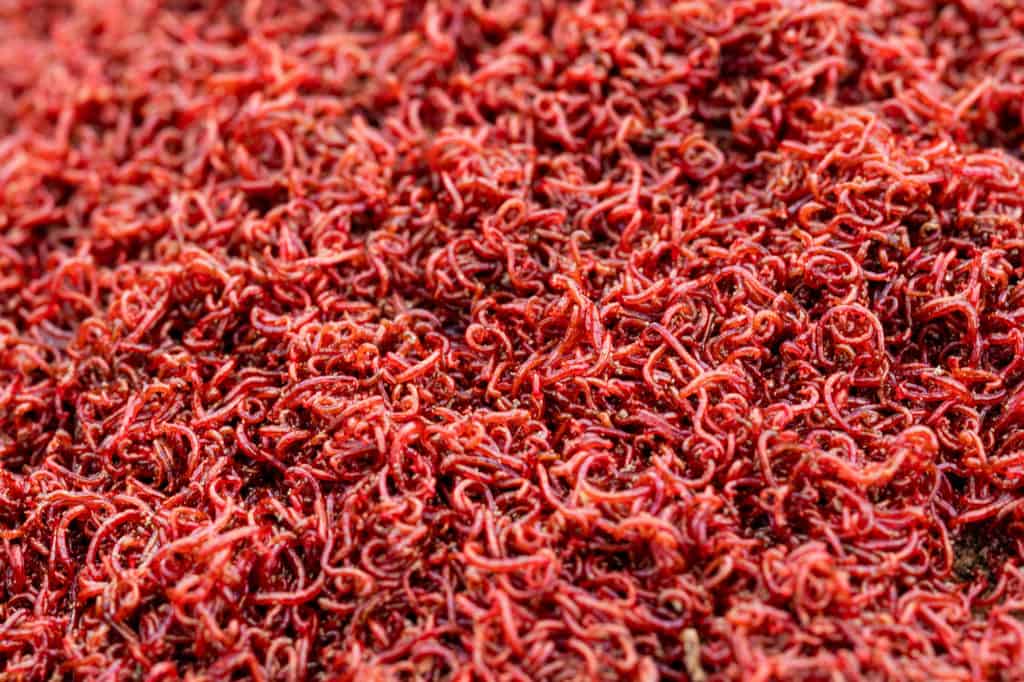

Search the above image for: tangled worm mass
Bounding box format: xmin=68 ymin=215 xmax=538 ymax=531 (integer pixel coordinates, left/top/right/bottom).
xmin=3 ymin=1 xmax=1024 ymax=680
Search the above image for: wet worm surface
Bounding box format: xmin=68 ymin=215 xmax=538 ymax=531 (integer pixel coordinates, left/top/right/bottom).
xmin=2 ymin=1 xmax=1024 ymax=680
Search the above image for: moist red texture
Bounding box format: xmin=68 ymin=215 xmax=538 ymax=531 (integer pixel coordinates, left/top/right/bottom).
xmin=3 ymin=1 xmax=1024 ymax=680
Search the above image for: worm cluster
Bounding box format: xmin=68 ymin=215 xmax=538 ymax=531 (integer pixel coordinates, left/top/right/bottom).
xmin=3 ymin=1 xmax=1024 ymax=680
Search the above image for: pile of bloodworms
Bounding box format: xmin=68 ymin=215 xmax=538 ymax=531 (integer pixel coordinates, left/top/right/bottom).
xmin=4 ymin=0 xmax=1024 ymax=679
